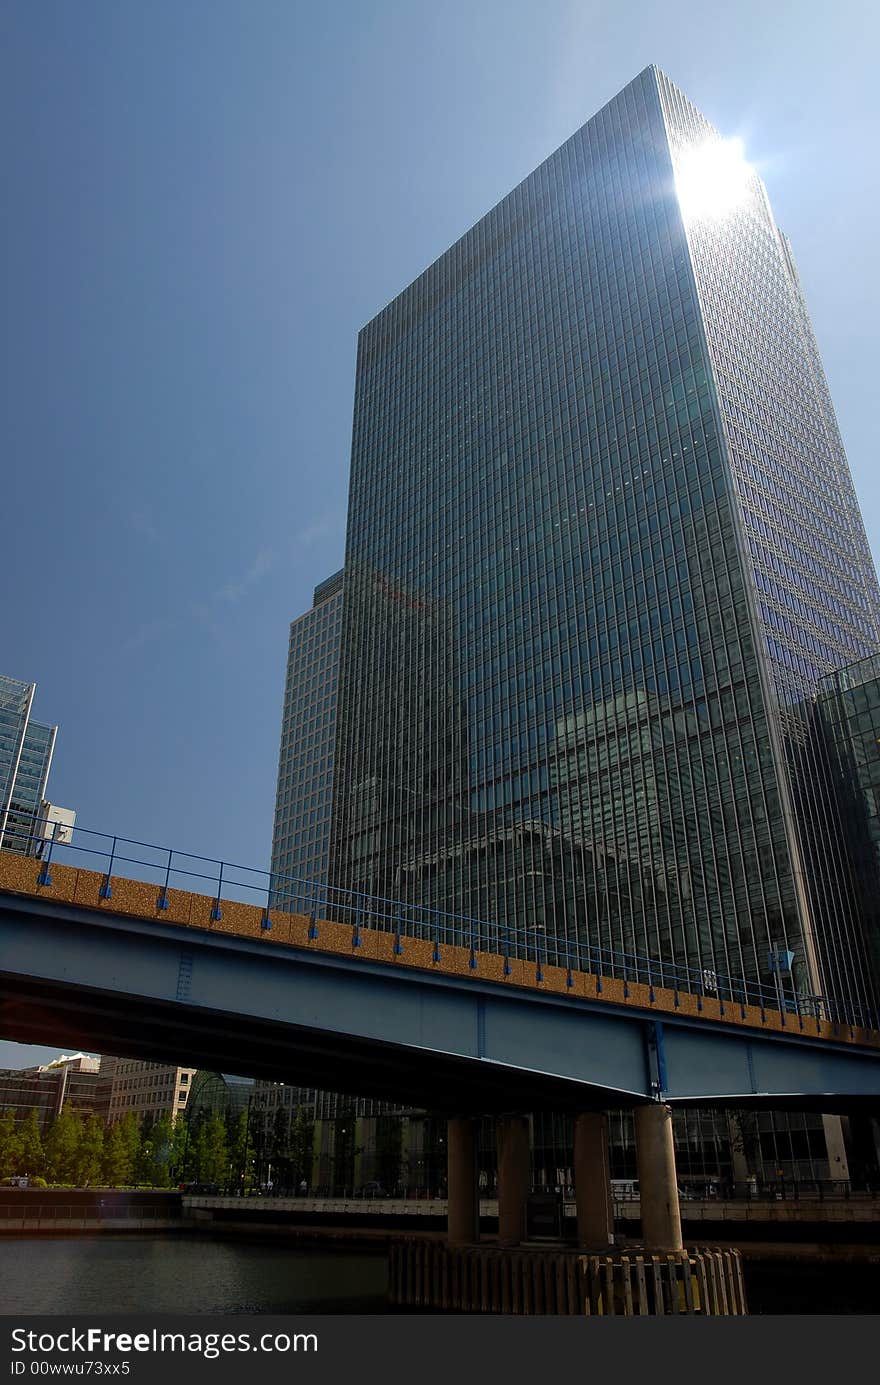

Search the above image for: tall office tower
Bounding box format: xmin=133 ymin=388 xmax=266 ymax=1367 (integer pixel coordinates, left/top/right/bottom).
xmin=270 ymin=571 xmax=343 ymax=908
xmin=0 ymin=674 xmax=75 ymax=855
xmin=330 ymin=66 xmax=880 ymax=1018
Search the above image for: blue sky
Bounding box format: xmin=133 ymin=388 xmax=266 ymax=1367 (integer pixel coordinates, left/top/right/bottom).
xmin=3 ymin=0 xmax=879 ymax=1068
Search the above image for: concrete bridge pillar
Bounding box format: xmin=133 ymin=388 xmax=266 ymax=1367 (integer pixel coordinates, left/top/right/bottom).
xmin=573 ymin=1112 xmax=614 ymax=1249
xmin=496 ymin=1115 xmax=530 ymax=1247
xmin=447 ymin=1116 xmax=479 ymax=1247
xmin=635 ymin=1103 xmax=683 ymax=1252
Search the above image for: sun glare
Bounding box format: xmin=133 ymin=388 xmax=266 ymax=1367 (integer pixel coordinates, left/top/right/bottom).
xmin=673 ymin=136 xmax=753 ymax=224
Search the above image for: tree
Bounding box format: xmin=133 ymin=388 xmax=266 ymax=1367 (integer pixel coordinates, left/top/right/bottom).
xmin=134 ymin=1117 xmax=156 ymax=1186
xmin=271 ymin=1108 xmax=288 ymax=1167
xmin=170 ymin=1116 xmax=192 ymax=1185
xmin=193 ymin=1115 xmax=228 ymax=1187
xmin=230 ymin=1110 xmax=253 ymax=1193
xmin=376 ymin=1114 xmax=404 ymax=1194
xmin=729 ymin=1111 xmax=761 ymax=1184
xmin=332 ymin=1112 xmax=356 ymax=1193
xmin=290 ymin=1105 xmax=314 ymax=1191
xmin=102 ymin=1113 xmax=140 ymax=1187
xmin=45 ymin=1109 xmax=83 ymax=1184
xmin=17 ymin=1110 xmax=45 ymax=1178
xmin=75 ymin=1114 xmax=104 ymax=1187
xmin=119 ymin=1112 xmax=142 ymax=1183
xmin=136 ymin=1116 xmax=174 ymax=1187
xmin=0 ymin=1112 xmax=22 ymax=1177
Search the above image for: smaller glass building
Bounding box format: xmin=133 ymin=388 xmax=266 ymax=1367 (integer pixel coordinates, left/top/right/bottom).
xmin=0 ymin=674 xmax=58 ymax=854
xmin=270 ymin=571 xmax=343 ymax=907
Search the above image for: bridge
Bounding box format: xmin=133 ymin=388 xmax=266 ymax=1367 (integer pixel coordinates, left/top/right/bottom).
xmin=2 ymin=826 xmax=880 ymax=1256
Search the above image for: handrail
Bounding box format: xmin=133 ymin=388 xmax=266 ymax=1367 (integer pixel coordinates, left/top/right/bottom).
xmin=3 ymin=818 xmax=878 ymax=1035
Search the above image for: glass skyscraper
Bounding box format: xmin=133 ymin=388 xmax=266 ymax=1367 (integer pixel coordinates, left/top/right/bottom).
xmin=0 ymin=674 xmax=59 ymax=855
xmin=329 ymin=65 xmax=880 ymax=1019
xmin=270 ymin=570 xmax=343 ymax=906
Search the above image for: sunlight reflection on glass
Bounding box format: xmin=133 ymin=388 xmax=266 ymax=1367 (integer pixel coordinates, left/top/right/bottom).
xmin=674 ymin=136 xmax=754 ymax=223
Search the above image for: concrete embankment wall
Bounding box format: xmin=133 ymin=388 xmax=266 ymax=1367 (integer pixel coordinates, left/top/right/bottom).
xmin=7 ymin=1191 xmax=880 ymax=1265
xmin=0 ymin=1189 xmax=182 ymax=1233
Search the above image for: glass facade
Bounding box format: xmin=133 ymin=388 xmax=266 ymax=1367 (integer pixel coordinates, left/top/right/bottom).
xmin=330 ymin=66 xmax=880 ymax=1016
xmin=270 ymin=570 xmax=343 ymax=906
xmin=657 ymin=75 xmax=880 ymax=1014
xmin=818 ymin=653 xmax=880 ymax=997
xmin=0 ymin=674 xmax=57 ymax=855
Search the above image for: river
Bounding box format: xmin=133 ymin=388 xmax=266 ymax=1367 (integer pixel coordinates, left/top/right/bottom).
xmin=0 ymin=1235 xmax=388 ymax=1314
xmin=1 ymin=1235 xmax=877 ymax=1314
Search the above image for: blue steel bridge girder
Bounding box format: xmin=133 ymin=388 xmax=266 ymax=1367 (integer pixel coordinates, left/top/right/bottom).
xmin=2 ymin=890 xmax=880 ymax=1114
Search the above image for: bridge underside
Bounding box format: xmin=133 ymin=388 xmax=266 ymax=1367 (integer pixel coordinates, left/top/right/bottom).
xmin=2 ymin=892 xmax=880 ymax=1115
xmin=0 ymin=971 xmax=623 ymax=1113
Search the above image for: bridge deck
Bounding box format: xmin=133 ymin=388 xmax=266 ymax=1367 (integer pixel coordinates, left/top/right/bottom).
xmin=1 ymin=851 xmax=875 ymax=1053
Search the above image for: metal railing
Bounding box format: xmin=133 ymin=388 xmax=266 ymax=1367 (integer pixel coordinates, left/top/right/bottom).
xmin=7 ymin=820 xmax=879 ymax=1036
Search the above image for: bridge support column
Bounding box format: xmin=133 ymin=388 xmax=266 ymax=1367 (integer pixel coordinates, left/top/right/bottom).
xmin=635 ymin=1103 xmax=683 ymax=1252
xmin=496 ymin=1115 xmax=530 ymax=1247
xmin=447 ymin=1117 xmax=479 ymax=1247
xmin=573 ymin=1112 xmax=614 ymax=1249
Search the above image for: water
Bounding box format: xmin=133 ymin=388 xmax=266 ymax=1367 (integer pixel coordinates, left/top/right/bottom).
xmin=1 ymin=1236 xmax=877 ymax=1314
xmin=0 ymin=1235 xmax=389 ymax=1315
xmin=745 ymin=1260 xmax=880 ymax=1315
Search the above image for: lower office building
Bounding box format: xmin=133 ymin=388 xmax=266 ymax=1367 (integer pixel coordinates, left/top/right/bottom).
xmin=0 ymin=1053 xmax=109 ymax=1128
xmin=103 ymin=1058 xmax=195 ymax=1126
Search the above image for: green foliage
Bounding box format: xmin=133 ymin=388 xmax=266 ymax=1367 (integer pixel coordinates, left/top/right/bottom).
xmin=44 ymin=1109 xmax=83 ymax=1184
xmin=151 ymin=1115 xmax=175 ymax=1174
xmin=376 ymin=1115 xmax=404 ymax=1193
xmin=134 ymin=1117 xmax=156 ymax=1186
xmin=0 ymin=1112 xmax=22 ymax=1177
xmin=193 ymin=1115 xmax=229 ymax=1186
xmin=2 ymin=1104 xmax=195 ymax=1190
xmin=290 ymin=1105 xmax=314 ymax=1189
xmin=102 ymin=1119 xmax=134 ymax=1186
xmin=171 ymin=1116 xmax=191 ymax=1184
xmin=332 ymin=1112 xmax=356 ymax=1190
xmin=136 ymin=1115 xmax=174 ymax=1187
xmin=75 ymin=1114 xmax=105 ymax=1186
xmin=17 ymin=1111 xmax=45 ymax=1178
xmin=120 ymin=1112 xmax=141 ymax=1175
xmin=230 ymin=1111 xmax=253 ymax=1192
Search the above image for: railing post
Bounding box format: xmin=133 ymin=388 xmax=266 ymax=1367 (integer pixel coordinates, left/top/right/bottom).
xmin=261 ymin=872 xmax=273 ymax=931
xmin=352 ymin=894 xmax=362 ymax=948
xmin=100 ymin=836 xmax=117 ymax=899
xmin=211 ymin=862 xmax=223 ymax=921
xmin=157 ymin=849 xmax=173 ymax=911
xmin=36 ymin=831 xmax=55 ymax=886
